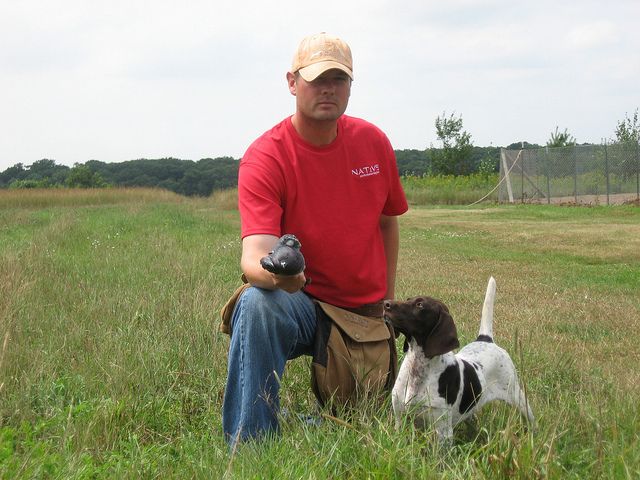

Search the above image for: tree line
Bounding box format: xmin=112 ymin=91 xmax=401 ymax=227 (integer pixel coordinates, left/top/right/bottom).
xmin=0 ymin=147 xmax=510 ymax=196
xmin=2 ymin=108 xmax=636 ymax=196
xmin=0 ymin=157 xmax=240 ymax=197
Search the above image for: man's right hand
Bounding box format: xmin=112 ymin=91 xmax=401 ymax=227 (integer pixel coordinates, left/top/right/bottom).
xmin=240 ymin=234 xmax=307 ymax=293
xmin=272 ymin=271 xmax=308 ymax=293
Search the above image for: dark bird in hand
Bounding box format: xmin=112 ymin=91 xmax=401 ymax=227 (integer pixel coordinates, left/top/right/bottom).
xmin=260 ymin=234 xmax=305 ymax=275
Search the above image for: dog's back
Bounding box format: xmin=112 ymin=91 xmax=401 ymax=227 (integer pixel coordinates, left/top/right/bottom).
xmin=457 ymin=276 xmax=534 ymax=424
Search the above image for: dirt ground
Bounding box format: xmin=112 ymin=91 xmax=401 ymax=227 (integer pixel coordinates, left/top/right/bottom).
xmin=512 ymin=192 xmax=640 ymax=206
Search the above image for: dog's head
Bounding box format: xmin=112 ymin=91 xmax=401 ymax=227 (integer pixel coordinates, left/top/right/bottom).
xmin=384 ymin=296 xmax=459 ymax=358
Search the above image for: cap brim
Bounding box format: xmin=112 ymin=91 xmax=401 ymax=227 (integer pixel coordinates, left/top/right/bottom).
xmin=298 ymin=61 xmax=353 ymax=82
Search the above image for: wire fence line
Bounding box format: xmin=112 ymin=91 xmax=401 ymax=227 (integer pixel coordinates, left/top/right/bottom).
xmin=499 ymin=142 xmax=640 ymax=205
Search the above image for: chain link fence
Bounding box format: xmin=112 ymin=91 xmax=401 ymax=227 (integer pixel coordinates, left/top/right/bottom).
xmin=499 ymin=142 xmax=640 ymax=205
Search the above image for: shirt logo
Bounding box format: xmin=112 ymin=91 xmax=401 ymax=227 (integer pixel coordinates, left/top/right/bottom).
xmin=351 ymin=164 xmax=380 ymax=178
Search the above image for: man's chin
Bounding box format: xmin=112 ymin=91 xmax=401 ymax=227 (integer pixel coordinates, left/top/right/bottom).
xmin=311 ymin=109 xmax=345 ymax=122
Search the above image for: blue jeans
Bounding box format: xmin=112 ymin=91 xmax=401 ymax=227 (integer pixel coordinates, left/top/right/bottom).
xmin=222 ymin=286 xmax=317 ymax=445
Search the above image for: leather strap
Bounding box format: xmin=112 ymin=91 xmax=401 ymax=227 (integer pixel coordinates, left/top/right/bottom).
xmin=342 ymin=301 xmax=384 ymax=318
xmin=303 ymin=292 xmax=384 ymax=318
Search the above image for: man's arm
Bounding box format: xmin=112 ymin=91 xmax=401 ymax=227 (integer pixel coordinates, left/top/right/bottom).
xmin=241 ymin=234 xmax=307 ymax=293
xmin=379 ymin=215 xmax=400 ymax=300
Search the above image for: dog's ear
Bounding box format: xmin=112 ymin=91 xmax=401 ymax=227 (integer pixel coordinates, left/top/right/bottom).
xmin=420 ymin=303 xmax=459 ymax=358
xmin=403 ymin=335 xmax=411 ymax=353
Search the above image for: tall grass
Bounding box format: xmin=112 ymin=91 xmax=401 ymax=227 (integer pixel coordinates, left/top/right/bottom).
xmin=401 ymin=173 xmax=500 ymax=205
xmin=208 ymin=188 xmax=239 ymax=211
xmin=0 ymin=187 xmax=187 ymax=209
xmin=0 ymin=189 xmax=639 ymax=478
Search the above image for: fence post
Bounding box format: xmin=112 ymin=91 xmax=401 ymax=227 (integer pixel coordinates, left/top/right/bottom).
xmin=500 ymin=149 xmax=514 ymax=203
xmin=545 ymin=146 xmax=551 ymax=204
xmin=604 ymin=140 xmax=610 ymax=205
xmin=521 ymin=141 xmax=525 ymax=202
xmin=521 ymin=154 xmax=524 ymax=202
xmin=573 ymin=145 xmax=578 ymax=203
xmin=636 ymin=140 xmax=639 ymax=201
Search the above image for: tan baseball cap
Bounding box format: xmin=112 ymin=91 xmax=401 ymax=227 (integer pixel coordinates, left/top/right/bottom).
xmin=291 ymin=32 xmax=353 ymax=82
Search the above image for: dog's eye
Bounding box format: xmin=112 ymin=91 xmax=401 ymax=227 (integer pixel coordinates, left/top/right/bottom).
xmin=416 ymin=302 xmax=423 ymax=309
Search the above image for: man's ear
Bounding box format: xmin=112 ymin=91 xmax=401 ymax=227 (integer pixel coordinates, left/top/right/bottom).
xmin=286 ymin=72 xmax=297 ymax=96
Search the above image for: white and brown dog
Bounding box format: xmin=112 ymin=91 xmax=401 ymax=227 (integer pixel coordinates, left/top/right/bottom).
xmin=384 ymin=277 xmax=534 ymax=441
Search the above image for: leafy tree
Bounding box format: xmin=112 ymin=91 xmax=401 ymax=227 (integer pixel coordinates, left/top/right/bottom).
xmin=27 ymin=158 xmax=57 ymax=177
xmin=470 ymin=146 xmax=499 ymax=173
xmin=9 ymin=179 xmax=53 ymax=189
xmin=26 ymin=159 xmax=70 ymax=182
xmin=506 ymin=141 xmax=542 ymax=150
xmin=395 ymin=149 xmax=431 ymax=176
xmin=179 ymin=157 xmax=239 ymax=196
xmin=614 ymin=108 xmax=639 ymax=143
xmin=0 ymin=163 xmax=26 ymax=187
xmin=547 ymin=127 xmax=575 ymax=147
xmin=66 ymin=164 xmax=107 ymax=188
xmin=430 ymin=112 xmax=473 ymax=175
xmin=477 ymin=154 xmax=497 ymax=177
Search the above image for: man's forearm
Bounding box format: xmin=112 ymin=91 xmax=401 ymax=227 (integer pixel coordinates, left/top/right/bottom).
xmin=380 ymin=215 xmax=400 ymax=300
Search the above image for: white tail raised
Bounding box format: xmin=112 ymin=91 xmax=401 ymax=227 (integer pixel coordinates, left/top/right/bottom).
xmin=478 ymin=276 xmax=496 ymax=339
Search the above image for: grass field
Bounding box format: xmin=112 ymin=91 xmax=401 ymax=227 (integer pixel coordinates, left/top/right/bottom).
xmin=1 ymin=188 xmax=639 ymax=478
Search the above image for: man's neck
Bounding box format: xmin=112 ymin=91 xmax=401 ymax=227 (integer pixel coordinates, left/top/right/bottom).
xmin=291 ymin=113 xmax=339 ymax=146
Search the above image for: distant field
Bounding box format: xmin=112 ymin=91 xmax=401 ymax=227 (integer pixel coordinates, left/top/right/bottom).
xmin=0 ymin=188 xmax=639 ymax=478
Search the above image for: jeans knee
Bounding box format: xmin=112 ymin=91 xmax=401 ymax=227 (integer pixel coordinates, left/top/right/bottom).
xmin=233 ymin=287 xmax=296 ymax=335
xmin=238 ymin=286 xmax=284 ymax=309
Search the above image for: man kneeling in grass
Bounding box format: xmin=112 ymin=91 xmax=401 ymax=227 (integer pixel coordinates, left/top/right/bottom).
xmin=221 ymin=32 xmax=408 ymax=446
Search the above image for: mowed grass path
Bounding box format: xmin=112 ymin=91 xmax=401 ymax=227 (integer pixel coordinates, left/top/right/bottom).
xmin=0 ymin=189 xmax=638 ymax=478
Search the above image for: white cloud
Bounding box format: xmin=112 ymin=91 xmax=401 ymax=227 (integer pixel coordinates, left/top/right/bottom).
xmin=1 ymin=0 xmax=639 ymax=170
xmin=566 ymin=21 xmax=620 ymax=50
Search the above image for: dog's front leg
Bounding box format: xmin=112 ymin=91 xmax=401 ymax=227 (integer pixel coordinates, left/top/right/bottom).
xmin=430 ymin=408 xmax=454 ymax=444
xmin=392 ymin=394 xmax=405 ymax=430
xmin=392 ymin=356 xmax=411 ymax=430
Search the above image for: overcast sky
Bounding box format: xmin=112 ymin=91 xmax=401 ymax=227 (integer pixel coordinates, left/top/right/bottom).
xmin=1 ymin=0 xmax=639 ymax=171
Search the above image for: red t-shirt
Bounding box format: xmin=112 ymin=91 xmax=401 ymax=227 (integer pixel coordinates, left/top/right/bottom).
xmin=238 ymin=115 xmax=408 ymax=307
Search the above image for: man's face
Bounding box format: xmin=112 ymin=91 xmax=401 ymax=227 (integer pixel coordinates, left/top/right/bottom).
xmin=288 ymin=69 xmax=352 ymax=122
